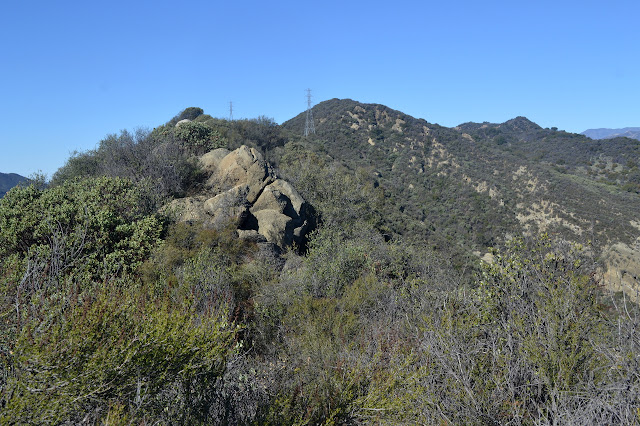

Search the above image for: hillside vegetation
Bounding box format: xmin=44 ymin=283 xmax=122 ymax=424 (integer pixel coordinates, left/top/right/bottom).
xmin=283 ymin=99 xmax=640 ymax=295
xmin=1 ymin=104 xmax=640 ymax=424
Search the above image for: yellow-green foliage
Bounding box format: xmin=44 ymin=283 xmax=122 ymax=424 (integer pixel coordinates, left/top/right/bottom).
xmin=257 ymin=233 xmax=625 ymax=425
xmin=478 ymin=236 xmax=605 ymax=392
xmin=253 ymin=227 xmax=436 ymax=424
xmin=2 ymin=279 xmax=237 ymax=424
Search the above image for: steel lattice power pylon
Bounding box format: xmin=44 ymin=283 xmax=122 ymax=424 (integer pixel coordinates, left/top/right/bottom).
xmin=304 ymin=88 xmax=316 ymax=137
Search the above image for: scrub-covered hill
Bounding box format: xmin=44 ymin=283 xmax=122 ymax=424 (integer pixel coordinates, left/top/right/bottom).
xmin=282 ymin=98 xmax=640 ymax=296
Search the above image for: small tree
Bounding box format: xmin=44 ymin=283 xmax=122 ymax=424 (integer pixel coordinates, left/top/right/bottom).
xmin=174 ymin=121 xmax=226 ymax=155
xmin=175 ymin=106 xmax=204 ymax=122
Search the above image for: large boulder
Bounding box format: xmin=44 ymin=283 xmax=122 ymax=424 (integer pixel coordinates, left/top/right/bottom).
xmin=200 ymin=148 xmax=231 ymax=173
xmin=163 ymin=196 xmax=210 ymax=223
xmin=203 ymin=184 xmax=249 ymax=229
xmin=253 ymin=209 xmax=295 ymax=248
xmin=250 ymin=178 xmax=311 ymax=247
xmin=268 ymin=180 xmax=305 ymax=215
xmin=251 ymin=183 xmax=292 ymax=216
xmin=252 ymin=179 xmax=306 ymax=218
xmin=208 ymin=145 xmax=274 ymax=203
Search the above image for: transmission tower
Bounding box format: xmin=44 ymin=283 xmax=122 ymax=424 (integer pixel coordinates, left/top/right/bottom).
xmin=304 ymin=88 xmax=316 ymax=137
xmin=229 ymin=101 xmax=234 ymax=121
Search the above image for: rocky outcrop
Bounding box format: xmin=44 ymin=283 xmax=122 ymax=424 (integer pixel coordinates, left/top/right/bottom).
xmin=164 ymin=195 xmax=210 ymax=223
xmin=253 ymin=210 xmax=296 ymax=248
xmin=250 ymin=179 xmax=310 ymax=246
xmin=165 ymin=145 xmax=314 ymax=250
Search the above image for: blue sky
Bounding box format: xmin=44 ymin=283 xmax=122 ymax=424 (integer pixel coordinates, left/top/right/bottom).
xmin=1 ymin=0 xmax=638 ymax=177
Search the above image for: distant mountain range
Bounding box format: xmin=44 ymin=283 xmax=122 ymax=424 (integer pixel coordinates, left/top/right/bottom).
xmin=0 ymin=172 xmax=28 ymax=197
xmin=582 ymin=127 xmax=640 ymax=140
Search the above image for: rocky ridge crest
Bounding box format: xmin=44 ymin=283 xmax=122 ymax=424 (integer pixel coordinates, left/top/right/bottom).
xmin=166 ymin=145 xmax=312 ymax=249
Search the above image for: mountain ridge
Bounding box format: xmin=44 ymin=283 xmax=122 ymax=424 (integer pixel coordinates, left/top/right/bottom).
xmin=281 ymin=98 xmax=640 ymax=297
xmin=0 ymin=172 xmax=28 ymax=198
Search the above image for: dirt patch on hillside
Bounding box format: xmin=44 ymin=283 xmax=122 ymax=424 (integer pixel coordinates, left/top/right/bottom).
xmin=602 ymin=242 xmax=640 ymax=301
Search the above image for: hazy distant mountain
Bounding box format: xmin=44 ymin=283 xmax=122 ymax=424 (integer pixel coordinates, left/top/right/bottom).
xmin=0 ymin=172 xmax=27 ymax=197
xmin=582 ymin=127 xmax=640 ymax=140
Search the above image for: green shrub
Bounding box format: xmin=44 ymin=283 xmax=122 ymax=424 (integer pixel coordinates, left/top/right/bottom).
xmin=176 ymin=106 xmax=204 ymax=122
xmin=0 ymin=176 xmax=162 ymax=283
xmin=0 ymin=177 xmax=164 ymax=400
xmin=2 ymin=278 xmax=237 ymax=424
xmin=52 ymin=128 xmax=204 ymax=199
xmin=409 ymin=235 xmax=607 ymax=422
xmin=174 ymin=121 xmax=226 ymax=154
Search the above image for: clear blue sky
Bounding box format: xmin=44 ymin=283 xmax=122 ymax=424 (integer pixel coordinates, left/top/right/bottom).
xmin=1 ymin=0 xmax=638 ymax=177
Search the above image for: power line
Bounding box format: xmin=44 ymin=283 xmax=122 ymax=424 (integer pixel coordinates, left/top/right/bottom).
xmin=304 ymin=88 xmax=315 ymax=137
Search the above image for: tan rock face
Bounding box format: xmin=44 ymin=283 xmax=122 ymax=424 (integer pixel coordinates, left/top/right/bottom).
xmin=208 ymin=145 xmax=274 ymax=203
xmin=199 ymin=148 xmax=231 ymax=173
xmin=251 ymin=179 xmax=305 ymax=217
xmin=251 ymin=185 xmax=290 ymax=215
xmin=252 ymin=209 xmax=297 ymax=248
xmin=249 ymin=178 xmax=310 ymax=247
xmin=267 ymin=179 xmax=305 ymax=216
xmin=162 ymin=196 xmax=209 ymax=223
xmin=167 ymin=145 xmax=314 ymax=250
xmin=203 ymin=184 xmax=249 ymax=228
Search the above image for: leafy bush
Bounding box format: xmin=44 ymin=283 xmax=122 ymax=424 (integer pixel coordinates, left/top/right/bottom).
xmin=174 ymin=121 xmax=226 ymax=154
xmin=0 ymin=177 xmax=165 ymax=409
xmin=0 ymin=181 xmax=250 ymax=424
xmin=0 ymin=177 xmax=162 ymax=282
xmin=176 ymin=106 xmax=204 ymax=122
xmin=428 ymin=236 xmax=605 ymax=421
